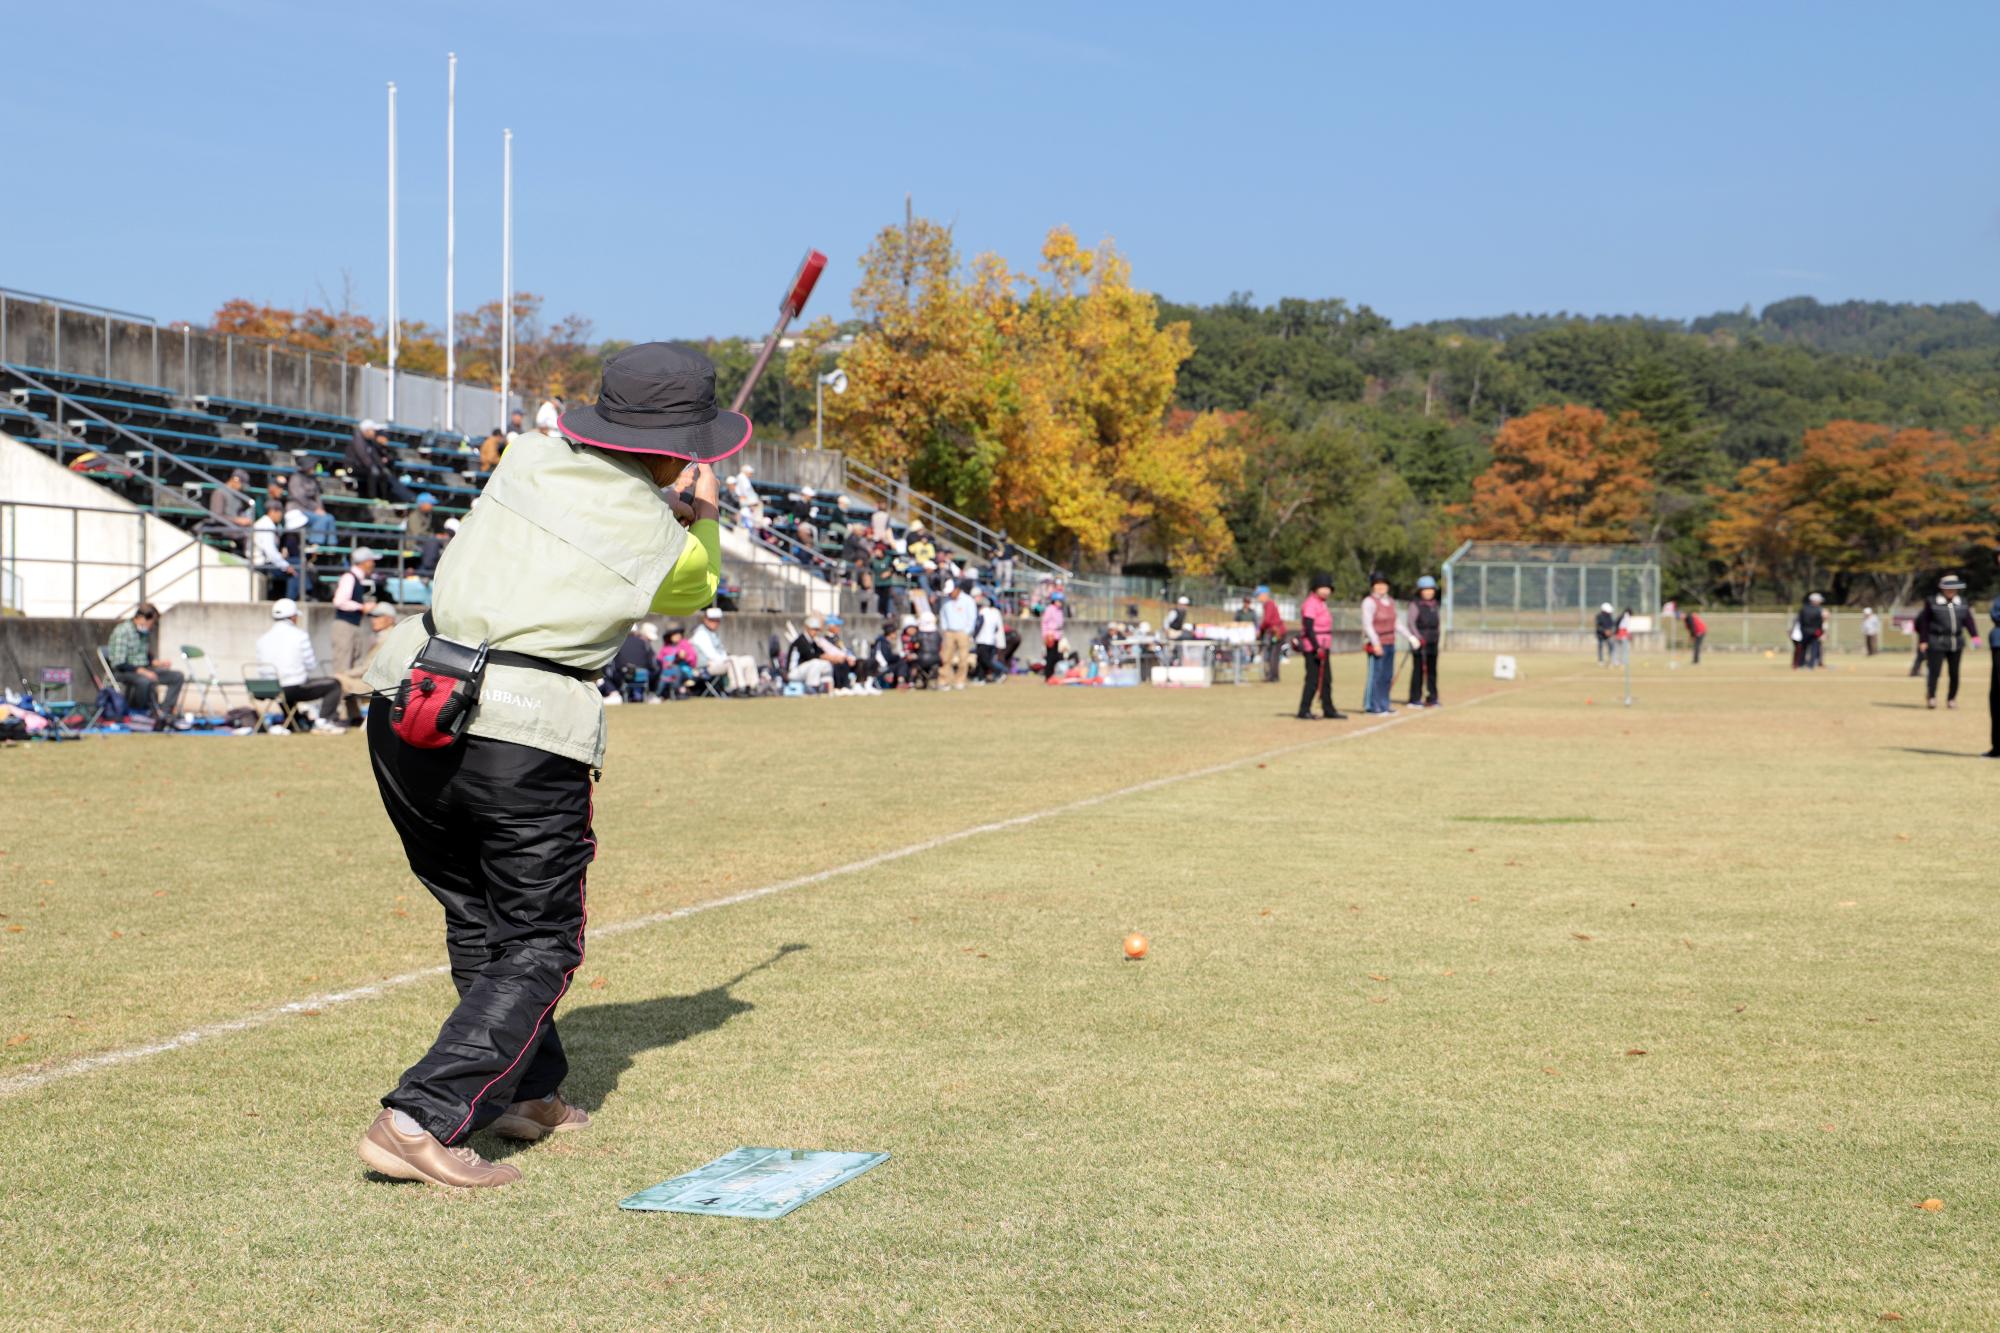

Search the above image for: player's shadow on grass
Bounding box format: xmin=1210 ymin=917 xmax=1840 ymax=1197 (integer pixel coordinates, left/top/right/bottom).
xmin=545 ymin=942 xmax=810 ymax=1118
xmin=1886 ymin=747 xmax=1984 ymax=759
xmin=1870 ymin=701 xmax=1928 ymax=709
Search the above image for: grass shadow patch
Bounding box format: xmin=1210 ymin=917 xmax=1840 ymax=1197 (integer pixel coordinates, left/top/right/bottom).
xmin=1449 ymin=815 xmax=1606 ymax=826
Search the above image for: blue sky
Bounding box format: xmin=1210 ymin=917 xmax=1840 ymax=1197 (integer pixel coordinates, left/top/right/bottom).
xmin=7 ymin=1 xmax=1997 ymax=341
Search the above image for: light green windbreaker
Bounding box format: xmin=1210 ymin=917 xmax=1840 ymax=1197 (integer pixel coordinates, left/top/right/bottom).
xmin=363 ymin=429 xmax=721 ymax=768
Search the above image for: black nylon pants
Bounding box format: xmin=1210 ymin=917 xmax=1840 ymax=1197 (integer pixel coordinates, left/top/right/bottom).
xmin=1298 ymin=650 xmax=1335 ymax=717
xmin=366 ymin=708 xmax=594 ymax=1145
xmin=1407 ymin=643 xmax=1440 ymax=705
xmin=1926 ymin=649 xmax=1963 ymax=703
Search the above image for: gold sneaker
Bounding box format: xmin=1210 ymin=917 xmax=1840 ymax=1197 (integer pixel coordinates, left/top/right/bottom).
xmin=490 ymin=1092 xmax=591 ymax=1142
xmin=357 ymin=1109 xmax=522 ymax=1188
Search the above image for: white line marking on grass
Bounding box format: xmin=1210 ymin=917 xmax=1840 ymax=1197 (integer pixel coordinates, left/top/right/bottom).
xmin=0 ymin=687 xmax=1515 ymax=1099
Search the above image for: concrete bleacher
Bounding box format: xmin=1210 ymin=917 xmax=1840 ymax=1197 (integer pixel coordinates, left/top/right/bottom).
xmin=0 ymin=361 xmax=485 ymax=601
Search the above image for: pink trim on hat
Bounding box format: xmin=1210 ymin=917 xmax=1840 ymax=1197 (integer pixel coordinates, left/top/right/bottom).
xmin=557 ymin=411 xmax=753 ymax=464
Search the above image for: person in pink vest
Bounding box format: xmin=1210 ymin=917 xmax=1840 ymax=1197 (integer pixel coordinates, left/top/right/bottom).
xmin=1040 ymin=590 xmax=1067 ymax=682
xmin=1296 ymin=571 xmax=1344 ymax=720
xmin=1360 ymin=571 xmax=1420 ymax=715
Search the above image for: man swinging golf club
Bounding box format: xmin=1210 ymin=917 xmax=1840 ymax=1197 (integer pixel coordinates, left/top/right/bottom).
xmin=357 ymin=343 xmax=747 ymax=1188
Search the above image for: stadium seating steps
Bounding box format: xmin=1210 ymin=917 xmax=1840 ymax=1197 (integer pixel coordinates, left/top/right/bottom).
xmin=0 ymin=362 xmax=979 ymax=605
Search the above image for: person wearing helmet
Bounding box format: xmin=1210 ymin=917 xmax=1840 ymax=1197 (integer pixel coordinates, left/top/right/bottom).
xmin=1165 ymin=594 xmax=1193 ymax=640
xmin=1915 ymin=573 xmax=1978 ymax=709
xmin=1798 ymin=592 xmax=1828 ymax=670
xmin=1594 ymin=602 xmax=1616 ymax=664
xmin=1406 ymin=575 xmax=1443 ymax=708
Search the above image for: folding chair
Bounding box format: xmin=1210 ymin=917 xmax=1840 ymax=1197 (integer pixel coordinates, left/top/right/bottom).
xmin=29 ymin=666 xmax=81 ymax=739
xmin=178 ymin=643 xmax=228 ymax=714
xmin=87 ymin=648 xmax=122 ymax=729
xmin=240 ymin=663 xmax=300 ymax=734
xmin=621 ymin=667 xmax=651 ymax=703
xmin=688 ymin=666 xmax=727 ymax=699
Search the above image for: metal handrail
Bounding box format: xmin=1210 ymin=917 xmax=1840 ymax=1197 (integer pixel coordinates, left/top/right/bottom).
xmin=0 ymin=286 xmax=155 ymax=324
xmin=838 ymin=454 xmax=1073 ymax=580
xmin=76 ymin=533 xmax=207 ymax=617
xmin=1 ymin=364 xmax=239 ymax=509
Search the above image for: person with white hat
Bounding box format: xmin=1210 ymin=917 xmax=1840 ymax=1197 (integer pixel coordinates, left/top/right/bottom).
xmin=691 ymin=607 xmax=757 ymax=694
xmin=1915 ymin=573 xmax=1978 ymax=709
xmin=1165 ymin=594 xmax=1193 ymax=640
xmin=1594 ymin=602 xmax=1617 ymax=664
xmin=329 ymin=547 xmax=382 ymax=675
xmin=255 ymin=598 xmax=344 ymax=732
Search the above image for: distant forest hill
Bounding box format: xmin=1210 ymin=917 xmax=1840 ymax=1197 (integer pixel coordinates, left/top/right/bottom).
xmin=1152 ymin=293 xmax=2000 ymax=599
xmin=1427 ymin=297 xmax=2000 ymax=361
xmin=1155 ymin=293 xmax=2000 ymax=475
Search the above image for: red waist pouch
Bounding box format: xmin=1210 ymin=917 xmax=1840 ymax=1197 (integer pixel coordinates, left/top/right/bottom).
xmin=391 ymin=633 xmax=488 ymax=749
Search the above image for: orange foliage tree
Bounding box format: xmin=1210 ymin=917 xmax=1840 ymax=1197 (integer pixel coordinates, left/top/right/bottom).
xmin=1455 ymin=405 xmax=1658 ymax=543
xmin=1707 ymin=421 xmax=1985 ymax=603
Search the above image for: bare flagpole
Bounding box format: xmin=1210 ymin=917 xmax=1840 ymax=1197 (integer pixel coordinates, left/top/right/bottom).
xmin=502 ymin=128 xmax=513 ymax=422
xmin=386 ymin=81 xmax=398 ymax=422
xmin=444 ymin=51 xmax=457 ymax=433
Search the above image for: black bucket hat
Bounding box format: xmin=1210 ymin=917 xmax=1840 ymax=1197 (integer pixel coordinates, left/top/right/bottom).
xmin=558 ymin=342 xmax=753 ymax=463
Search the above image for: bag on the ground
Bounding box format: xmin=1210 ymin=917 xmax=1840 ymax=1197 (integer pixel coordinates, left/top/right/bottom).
xmin=95 ymin=685 xmax=128 ymax=722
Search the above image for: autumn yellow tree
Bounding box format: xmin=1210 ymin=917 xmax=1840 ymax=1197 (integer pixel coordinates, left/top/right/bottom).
xmin=1456 ymin=405 xmax=1658 ymax=543
xmin=793 ymin=215 xmax=1240 ymax=573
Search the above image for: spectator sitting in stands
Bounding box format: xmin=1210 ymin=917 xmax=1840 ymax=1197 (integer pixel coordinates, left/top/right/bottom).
xmin=345 ymin=419 xmax=409 ymax=504
xmin=479 ymin=428 xmax=505 ymax=474
xmin=405 ymin=492 xmax=440 ymax=545
xmin=730 ymin=464 xmax=763 ymax=522
xmin=907 ymin=522 xmax=936 ymax=565
xmin=869 ymin=507 xmax=892 ymax=546
xmin=416 ymin=520 xmax=456 ymax=580
xmin=255 ymin=598 xmax=345 ymax=732
xmin=506 ymin=408 xmax=526 ymax=441
xmin=207 ymin=467 xmax=255 ymax=553
xmin=841 ymin=526 xmax=871 ymax=590
xmin=295 ymin=493 xmax=337 ymax=551
xmin=285 ymin=458 xmax=321 ymax=510
xmin=606 ymin=623 xmax=656 ymax=699
xmin=655 ymin=625 xmax=699 ymax=698
xmin=251 ymin=499 xmax=299 ymax=601
xmin=107 ymin=602 xmax=185 ymax=720
xmin=335 ymin=601 xmax=400 ymax=724
xmin=870 ymin=618 xmax=907 ymax=689
xmin=786 ymin=614 xmax=835 ymax=692
xmin=817 ymin=615 xmax=874 ymax=694
xmin=691 ymin=607 xmax=758 ymax=694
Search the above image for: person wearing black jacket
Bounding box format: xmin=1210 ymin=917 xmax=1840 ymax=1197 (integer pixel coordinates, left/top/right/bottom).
xmin=1594 ymin=603 xmax=1616 ymax=664
xmin=1914 ymin=573 xmax=1978 ymax=709
xmin=1406 ymin=575 xmax=1443 ymax=707
xmin=1798 ymin=593 xmax=1827 ymax=670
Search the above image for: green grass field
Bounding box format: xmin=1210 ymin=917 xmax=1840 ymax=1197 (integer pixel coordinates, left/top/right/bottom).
xmin=3 ymin=650 xmax=1996 ymax=1328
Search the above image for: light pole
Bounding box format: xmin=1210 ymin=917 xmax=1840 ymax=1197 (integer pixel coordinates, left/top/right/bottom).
xmin=501 ymin=127 xmax=512 ymax=421
xmin=386 ymin=81 xmax=398 ymax=421
xmin=815 ymin=368 xmax=847 ymax=450
xmin=444 ymin=51 xmax=456 ymax=433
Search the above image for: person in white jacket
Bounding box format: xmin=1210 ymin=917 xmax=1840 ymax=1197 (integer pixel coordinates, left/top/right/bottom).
xmin=253 ymin=598 xmax=344 ymax=731
xmin=690 ymin=607 xmax=758 ymax=693
xmin=974 ymin=590 xmax=1005 ymax=682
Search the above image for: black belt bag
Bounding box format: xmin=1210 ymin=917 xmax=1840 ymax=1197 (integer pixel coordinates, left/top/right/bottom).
xmin=389 ymin=611 xmax=597 ymax=750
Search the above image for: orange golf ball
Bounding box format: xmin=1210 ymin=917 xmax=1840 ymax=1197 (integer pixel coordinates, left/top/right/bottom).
xmin=1123 ymin=932 xmax=1149 ymax=960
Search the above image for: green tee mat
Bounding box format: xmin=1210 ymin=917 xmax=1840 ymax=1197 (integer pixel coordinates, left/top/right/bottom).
xmin=619 ymin=1148 xmax=890 ymax=1219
